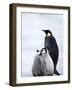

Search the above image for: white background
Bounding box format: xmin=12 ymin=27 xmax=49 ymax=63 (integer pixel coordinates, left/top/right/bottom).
xmin=0 ymin=0 xmax=72 ymax=90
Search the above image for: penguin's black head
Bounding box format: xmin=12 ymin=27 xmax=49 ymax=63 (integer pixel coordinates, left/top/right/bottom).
xmin=42 ymin=30 xmax=52 ymax=37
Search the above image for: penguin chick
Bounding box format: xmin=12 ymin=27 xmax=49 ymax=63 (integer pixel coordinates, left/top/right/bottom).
xmin=32 ymin=50 xmax=44 ymax=76
xmin=32 ymin=48 xmax=54 ymax=76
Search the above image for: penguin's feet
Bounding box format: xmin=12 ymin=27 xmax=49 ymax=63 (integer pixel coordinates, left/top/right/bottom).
xmin=33 ymin=73 xmax=43 ymax=76
xmin=54 ymin=70 xmax=60 ymax=75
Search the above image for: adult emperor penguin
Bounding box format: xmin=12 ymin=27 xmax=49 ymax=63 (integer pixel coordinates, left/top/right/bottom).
xmin=42 ymin=30 xmax=60 ymax=75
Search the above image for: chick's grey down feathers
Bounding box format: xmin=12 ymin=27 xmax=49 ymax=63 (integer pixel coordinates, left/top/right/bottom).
xmin=32 ymin=48 xmax=54 ymax=76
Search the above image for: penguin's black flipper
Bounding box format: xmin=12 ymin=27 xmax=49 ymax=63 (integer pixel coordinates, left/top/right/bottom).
xmin=54 ymin=70 xmax=60 ymax=75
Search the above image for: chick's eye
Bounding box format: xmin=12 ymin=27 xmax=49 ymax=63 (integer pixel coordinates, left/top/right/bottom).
xmin=36 ymin=50 xmax=39 ymax=52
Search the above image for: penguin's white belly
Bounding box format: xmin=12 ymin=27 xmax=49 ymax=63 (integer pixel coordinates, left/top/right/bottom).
xmin=45 ymin=55 xmax=54 ymax=75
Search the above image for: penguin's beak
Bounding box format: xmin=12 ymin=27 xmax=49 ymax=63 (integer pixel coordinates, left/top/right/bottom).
xmin=42 ymin=30 xmax=47 ymax=36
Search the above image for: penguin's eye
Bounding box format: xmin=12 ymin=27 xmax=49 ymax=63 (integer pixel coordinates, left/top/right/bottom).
xmin=47 ymin=33 xmax=51 ymax=37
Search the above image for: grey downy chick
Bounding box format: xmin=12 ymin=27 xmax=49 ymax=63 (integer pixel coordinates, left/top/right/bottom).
xmin=32 ymin=48 xmax=54 ymax=76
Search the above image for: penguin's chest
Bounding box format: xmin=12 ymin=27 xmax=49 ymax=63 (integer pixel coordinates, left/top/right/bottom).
xmin=45 ymin=55 xmax=54 ymax=74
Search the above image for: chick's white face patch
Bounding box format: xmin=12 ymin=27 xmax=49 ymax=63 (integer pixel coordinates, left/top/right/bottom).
xmin=42 ymin=49 xmax=46 ymax=54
